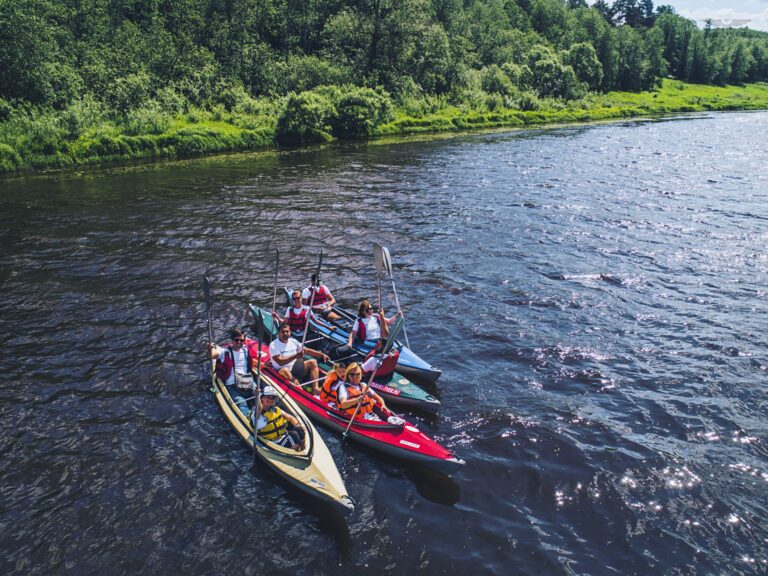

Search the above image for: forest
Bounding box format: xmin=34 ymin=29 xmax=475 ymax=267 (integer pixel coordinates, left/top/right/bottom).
xmin=2 ymin=0 xmax=768 ymax=172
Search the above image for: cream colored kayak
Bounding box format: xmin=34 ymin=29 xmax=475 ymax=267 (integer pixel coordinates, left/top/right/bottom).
xmin=211 ymin=363 xmax=354 ymax=514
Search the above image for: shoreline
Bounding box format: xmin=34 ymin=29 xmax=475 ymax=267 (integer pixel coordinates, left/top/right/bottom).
xmin=2 ymin=80 xmax=768 ymax=177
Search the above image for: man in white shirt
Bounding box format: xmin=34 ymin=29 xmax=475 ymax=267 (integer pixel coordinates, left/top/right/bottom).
xmin=268 ymin=322 xmax=330 ymax=395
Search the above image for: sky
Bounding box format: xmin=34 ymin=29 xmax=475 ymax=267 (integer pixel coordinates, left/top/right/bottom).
xmin=669 ymin=0 xmax=768 ymax=32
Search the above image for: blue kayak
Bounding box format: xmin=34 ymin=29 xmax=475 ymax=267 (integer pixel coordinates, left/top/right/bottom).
xmin=282 ymin=288 xmax=441 ymax=385
xmin=250 ymin=304 xmax=441 ymax=414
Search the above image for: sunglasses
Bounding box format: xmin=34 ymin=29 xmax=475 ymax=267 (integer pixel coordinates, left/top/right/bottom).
xmin=365 ymin=308 xmax=373 ymax=312
xmin=233 ymin=338 xmax=245 ymax=343
xmin=349 ymin=372 xmax=363 ymax=378
xmin=292 ymin=296 xmax=301 ymax=300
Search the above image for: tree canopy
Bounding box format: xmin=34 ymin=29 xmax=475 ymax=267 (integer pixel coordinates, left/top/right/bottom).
xmin=1 ymin=0 xmax=767 ymax=113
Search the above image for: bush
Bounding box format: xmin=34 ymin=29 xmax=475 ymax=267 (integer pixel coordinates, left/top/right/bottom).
xmin=0 ymin=143 xmax=23 ymax=172
xmin=330 ymin=86 xmax=393 ymax=139
xmin=275 ymin=91 xmax=335 ymax=145
xmin=481 ymin=65 xmax=516 ymax=96
xmin=123 ymin=101 xmax=171 ymax=136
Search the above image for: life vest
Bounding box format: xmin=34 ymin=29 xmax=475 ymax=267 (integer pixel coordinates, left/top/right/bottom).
xmin=287 ymin=307 xmax=308 ymax=333
xmin=354 ymin=318 xmax=366 ymax=342
xmin=258 ymin=407 xmax=288 ymax=440
xmin=215 ymin=346 xmax=252 ymax=384
xmin=306 ymin=285 xmax=329 ymax=307
xmin=344 ymin=384 xmax=374 ymax=418
xmin=320 ymin=371 xmax=342 ymax=404
xmin=364 ymin=349 xmax=400 ymax=380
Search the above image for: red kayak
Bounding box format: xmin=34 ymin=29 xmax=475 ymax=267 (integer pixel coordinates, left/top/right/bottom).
xmin=247 ymin=340 xmax=465 ymax=474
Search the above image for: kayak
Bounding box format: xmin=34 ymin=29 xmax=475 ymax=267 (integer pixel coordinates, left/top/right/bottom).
xmin=250 ymin=304 xmax=441 ymax=414
xmin=210 ymin=356 xmax=355 ymax=514
xmin=250 ymin=342 xmax=465 ymax=474
xmin=282 ymin=288 xmax=442 ymax=385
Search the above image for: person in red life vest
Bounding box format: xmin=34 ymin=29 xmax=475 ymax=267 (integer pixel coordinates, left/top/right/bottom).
xmin=252 ymin=385 xmax=305 ymax=451
xmin=302 ymin=274 xmax=341 ymax=321
xmin=337 ymin=363 xmax=387 ymax=420
xmin=209 ymin=328 xmax=255 ymax=413
xmin=268 ymin=322 xmax=330 ymax=395
xmin=275 ymin=290 xmax=337 ymax=339
xmin=319 ymin=362 xmax=347 ymax=406
xmin=347 ymin=299 xmax=399 ymax=347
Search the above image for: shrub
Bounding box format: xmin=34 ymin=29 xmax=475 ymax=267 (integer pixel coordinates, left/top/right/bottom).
xmin=0 ymin=143 xmax=23 ymax=172
xmin=330 ymin=86 xmax=393 ymax=139
xmin=123 ymin=101 xmax=171 ymax=136
xmin=481 ymin=65 xmax=516 ymax=96
xmin=275 ymin=91 xmax=335 ymax=145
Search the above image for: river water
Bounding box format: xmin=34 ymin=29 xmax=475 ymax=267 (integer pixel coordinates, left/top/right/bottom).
xmin=1 ymin=112 xmax=767 ymax=575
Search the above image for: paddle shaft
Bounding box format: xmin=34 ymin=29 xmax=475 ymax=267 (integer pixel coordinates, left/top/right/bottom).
xmin=203 ymin=276 xmax=213 ymax=347
xmin=252 ymin=313 xmax=263 ymax=464
xmin=342 ymin=332 xmax=398 ymax=437
xmin=270 ymin=248 xmax=280 ymax=328
xmin=378 ymin=245 xmax=411 ymax=349
xmin=300 ymin=250 xmax=323 ymax=349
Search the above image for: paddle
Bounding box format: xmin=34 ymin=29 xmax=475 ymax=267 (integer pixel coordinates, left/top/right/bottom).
xmin=203 ymin=276 xmax=215 ymax=391
xmin=251 ymin=309 xmax=264 ymax=465
xmin=374 ymin=244 xmax=410 ymax=348
xmin=203 ymin=276 xmax=213 ymax=347
xmin=374 ymin=243 xmax=383 ymax=309
xmin=300 ymin=249 xmax=323 ymax=350
xmin=342 ymin=321 xmax=401 ymax=439
xmin=270 ymin=248 xmax=280 ymax=332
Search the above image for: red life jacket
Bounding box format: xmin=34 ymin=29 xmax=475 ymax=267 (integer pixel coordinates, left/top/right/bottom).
xmin=306 ymin=285 xmax=329 ymax=306
xmin=354 ymin=318 xmax=366 ymax=342
xmin=343 ymin=384 xmax=374 ymax=418
xmin=364 ymin=349 xmax=400 ymax=380
xmin=215 ymin=346 xmax=253 ymax=383
xmin=287 ymin=307 xmax=308 ymax=332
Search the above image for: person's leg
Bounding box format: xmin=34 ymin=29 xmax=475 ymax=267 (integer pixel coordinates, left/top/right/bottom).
xmin=290 ymin=361 xmax=306 ymax=386
xmin=304 ymin=359 xmax=320 ymax=395
xmin=278 ymin=367 xmax=296 ymax=385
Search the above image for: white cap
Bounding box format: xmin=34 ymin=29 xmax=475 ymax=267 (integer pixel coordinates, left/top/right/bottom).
xmin=262 ymin=385 xmax=278 ymax=397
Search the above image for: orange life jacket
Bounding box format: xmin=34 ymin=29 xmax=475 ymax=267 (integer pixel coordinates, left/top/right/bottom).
xmin=343 ymin=384 xmax=374 ymax=418
xmin=320 ymin=371 xmax=342 ymax=404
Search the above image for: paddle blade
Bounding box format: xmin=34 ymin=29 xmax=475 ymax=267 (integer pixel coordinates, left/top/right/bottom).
xmin=384 ymin=317 xmax=403 ymax=353
xmin=381 ymin=246 xmax=393 ymax=278
xmin=202 ymin=276 xmax=211 ymax=302
xmin=373 ymin=243 xmax=385 ymax=274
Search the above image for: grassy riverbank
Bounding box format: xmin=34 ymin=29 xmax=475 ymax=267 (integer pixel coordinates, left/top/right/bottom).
xmin=2 ymin=80 xmax=768 ymax=174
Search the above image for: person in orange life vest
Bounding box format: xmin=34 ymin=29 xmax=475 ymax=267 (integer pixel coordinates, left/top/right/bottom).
xmin=320 ymin=362 xmax=347 ymax=406
xmin=275 ymin=290 xmax=335 ymax=339
xmin=302 ymin=273 xmax=341 ymax=321
xmin=268 ymin=322 xmax=330 ymax=395
xmin=347 ymin=299 xmax=399 ymax=347
xmin=337 ymin=363 xmax=387 ymax=420
xmin=209 ymin=328 xmax=255 ymax=410
xmin=252 ymin=385 xmax=306 ymax=451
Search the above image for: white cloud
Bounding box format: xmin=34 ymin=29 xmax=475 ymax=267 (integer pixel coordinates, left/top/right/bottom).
xmin=676 ymin=7 xmax=768 ymax=32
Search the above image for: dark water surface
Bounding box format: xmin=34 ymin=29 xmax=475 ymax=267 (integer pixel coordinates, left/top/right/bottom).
xmin=1 ymin=112 xmax=767 ymax=575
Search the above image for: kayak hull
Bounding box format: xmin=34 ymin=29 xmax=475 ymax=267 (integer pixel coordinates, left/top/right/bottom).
xmin=210 ymin=362 xmax=354 ymax=514
xmin=282 ymin=289 xmax=442 ymax=385
xmin=250 ymin=304 xmax=441 ymax=414
xmin=249 ymin=346 xmax=464 ymax=475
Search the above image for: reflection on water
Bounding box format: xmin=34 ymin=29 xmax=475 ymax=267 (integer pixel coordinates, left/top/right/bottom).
xmin=1 ymin=112 xmax=768 ymax=575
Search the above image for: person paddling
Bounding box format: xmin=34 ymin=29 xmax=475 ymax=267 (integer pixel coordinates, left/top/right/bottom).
xmin=269 ymin=322 xmax=330 ymax=395
xmin=253 ymin=385 xmax=306 ymax=451
xmin=347 ymin=300 xmax=399 ymax=347
xmin=337 ymin=363 xmax=388 ymax=420
xmin=275 ymin=289 xmax=335 ymax=339
xmin=209 ymin=328 xmax=255 ymax=412
xmin=303 ymin=273 xmax=341 ymax=321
